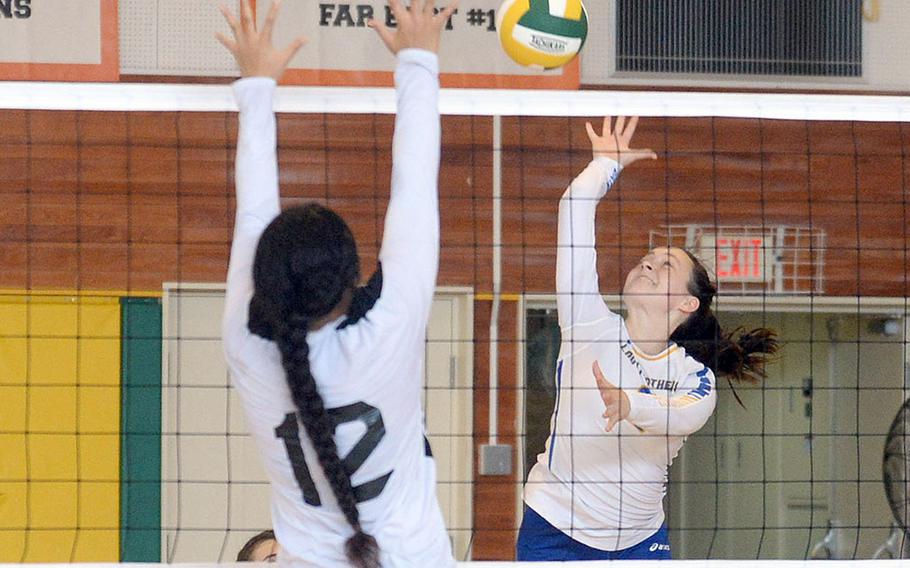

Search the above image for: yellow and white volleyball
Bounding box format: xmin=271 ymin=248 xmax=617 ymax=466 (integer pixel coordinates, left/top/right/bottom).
xmin=496 ymin=0 xmax=588 ymax=70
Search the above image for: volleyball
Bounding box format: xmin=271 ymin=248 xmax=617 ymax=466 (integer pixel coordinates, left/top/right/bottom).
xmin=496 ymin=0 xmax=589 ymax=70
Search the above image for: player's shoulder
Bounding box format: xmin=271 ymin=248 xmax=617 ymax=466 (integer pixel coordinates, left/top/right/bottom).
xmin=671 ymin=346 xmax=714 ymax=380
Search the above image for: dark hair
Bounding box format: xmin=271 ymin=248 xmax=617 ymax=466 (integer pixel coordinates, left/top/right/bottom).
xmin=237 ymin=529 xmax=276 ymax=561
xmin=247 ymin=203 xmax=380 ymax=568
xmin=669 ymin=250 xmax=780 ymax=406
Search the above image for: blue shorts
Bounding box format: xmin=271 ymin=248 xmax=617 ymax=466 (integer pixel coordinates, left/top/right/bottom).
xmin=516 ymin=506 xmax=672 ymax=561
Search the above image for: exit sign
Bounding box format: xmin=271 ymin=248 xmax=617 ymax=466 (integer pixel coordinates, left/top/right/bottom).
xmin=699 ymin=235 xmax=772 ymax=283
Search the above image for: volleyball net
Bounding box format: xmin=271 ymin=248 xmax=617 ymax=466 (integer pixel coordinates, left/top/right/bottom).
xmin=0 ymin=81 xmax=908 ymax=563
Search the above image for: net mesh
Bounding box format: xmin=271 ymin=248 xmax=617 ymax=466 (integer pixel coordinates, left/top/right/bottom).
xmin=0 ymin=84 xmax=908 ymax=562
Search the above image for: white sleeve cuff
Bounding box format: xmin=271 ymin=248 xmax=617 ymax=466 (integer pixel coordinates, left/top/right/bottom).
xmin=232 ymin=76 xmax=277 ymax=111
xmin=396 ymin=48 xmax=439 ymax=75
xmin=592 ymin=156 xmax=623 ymax=186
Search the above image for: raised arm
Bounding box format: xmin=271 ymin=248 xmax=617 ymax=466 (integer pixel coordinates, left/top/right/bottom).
xmin=368 ymin=0 xmax=457 ymax=322
xmin=556 ymin=117 xmax=657 ymax=329
xmin=218 ymin=0 xmax=306 ymax=347
xmin=556 ymin=156 xmax=622 ymax=328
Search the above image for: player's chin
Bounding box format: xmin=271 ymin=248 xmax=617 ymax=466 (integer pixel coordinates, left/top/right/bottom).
xmin=622 ymin=279 xmax=653 ymax=298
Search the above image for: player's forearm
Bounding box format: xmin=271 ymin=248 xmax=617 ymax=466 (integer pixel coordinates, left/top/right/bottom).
xmin=233 ymin=77 xmax=282 ymax=226
xmin=624 ymin=389 xmax=717 ymax=436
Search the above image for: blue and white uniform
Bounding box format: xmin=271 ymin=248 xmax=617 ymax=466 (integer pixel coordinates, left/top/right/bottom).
xmin=522 ymin=157 xmax=718 ymax=555
xmin=222 ymin=50 xmax=454 ymax=568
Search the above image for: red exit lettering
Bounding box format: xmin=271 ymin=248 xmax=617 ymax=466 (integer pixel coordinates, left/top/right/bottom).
xmin=715 ymin=237 xmax=765 ymax=281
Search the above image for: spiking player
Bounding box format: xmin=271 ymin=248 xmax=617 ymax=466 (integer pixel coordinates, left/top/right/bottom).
xmin=218 ymin=0 xmax=457 ymax=566
xmin=518 ymin=117 xmax=778 ymax=561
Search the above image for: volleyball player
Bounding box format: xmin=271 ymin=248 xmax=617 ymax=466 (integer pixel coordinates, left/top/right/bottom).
xmin=218 ymin=0 xmax=457 ymax=566
xmin=517 ymin=117 xmax=778 ymax=561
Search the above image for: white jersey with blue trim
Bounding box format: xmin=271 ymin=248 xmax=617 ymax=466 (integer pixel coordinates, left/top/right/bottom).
xmin=524 ymin=157 xmax=718 ymax=552
xmin=222 ymin=49 xmax=454 ymax=568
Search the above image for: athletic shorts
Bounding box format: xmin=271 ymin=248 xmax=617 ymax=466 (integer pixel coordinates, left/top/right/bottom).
xmin=516 ymin=506 xmax=672 ymax=561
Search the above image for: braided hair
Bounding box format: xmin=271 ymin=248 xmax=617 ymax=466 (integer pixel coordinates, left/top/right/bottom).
xmin=669 ymin=250 xmax=780 ymax=406
xmin=247 ymin=203 xmax=380 ymax=568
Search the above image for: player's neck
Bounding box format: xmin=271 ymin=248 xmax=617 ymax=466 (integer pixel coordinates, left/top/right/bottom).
xmin=308 ymin=288 xmax=354 ymax=332
xmin=624 ymin=309 xmax=674 ymax=356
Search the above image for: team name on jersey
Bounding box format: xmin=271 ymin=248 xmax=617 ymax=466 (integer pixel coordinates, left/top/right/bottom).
xmin=643 ymin=377 xmax=680 ymax=392
xmin=620 ymin=340 xmax=680 ymax=392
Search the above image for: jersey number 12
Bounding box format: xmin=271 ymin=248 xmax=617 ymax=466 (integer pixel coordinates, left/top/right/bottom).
xmin=275 ymin=401 xmax=392 ymax=506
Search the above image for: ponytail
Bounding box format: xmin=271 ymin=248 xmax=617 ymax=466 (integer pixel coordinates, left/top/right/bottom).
xmin=672 ymin=251 xmax=780 ymax=406
xmin=247 ymin=203 xmax=379 ymax=567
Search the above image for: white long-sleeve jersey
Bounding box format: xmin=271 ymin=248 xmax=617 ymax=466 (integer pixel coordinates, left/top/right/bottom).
xmin=222 ymin=50 xmax=454 ymax=568
xmin=524 ymin=157 xmax=718 ymax=551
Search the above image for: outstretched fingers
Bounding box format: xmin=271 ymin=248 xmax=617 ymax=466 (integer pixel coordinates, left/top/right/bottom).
xmin=585 ymin=121 xmax=597 ymax=143
xmin=435 ymin=0 xmax=458 ymax=25
xmin=239 ymin=0 xmax=255 ymax=33
xmin=386 ymin=0 xmax=406 ymax=24
xmin=261 ymin=0 xmax=282 ymax=44
xmin=613 ymin=116 xmax=626 ymax=139
xmin=368 ymin=17 xmax=396 ymax=52
xmin=279 ymin=35 xmax=308 ymax=67
xmin=220 ymin=5 xmax=241 ymax=39
xmin=215 ymin=31 xmax=237 ymax=54
xmin=624 ymin=116 xmax=640 ymax=139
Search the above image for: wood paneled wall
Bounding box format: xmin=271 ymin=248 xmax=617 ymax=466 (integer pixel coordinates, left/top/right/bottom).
xmin=2 ymin=111 xmax=907 ymax=295
xmin=1 ymin=109 xmax=908 ymax=559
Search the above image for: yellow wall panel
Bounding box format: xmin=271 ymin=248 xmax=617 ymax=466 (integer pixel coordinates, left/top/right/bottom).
xmin=23 ymin=530 xmax=77 ymax=562
xmin=0 ymin=294 xmax=122 ymax=562
xmin=28 ymin=386 xmax=77 ymax=434
xmin=0 ymin=297 xmax=26 ymax=337
xmin=30 ymin=481 xmax=78 ymax=528
xmin=31 ymin=435 xmax=77 ymax=481
xmin=30 ymin=300 xmax=78 ymax=338
xmin=0 ymin=482 xmax=27 ymax=530
xmin=73 ymin=529 xmax=120 ymax=561
xmin=0 ymin=435 xmax=26 ymax=480
xmin=29 ymin=339 xmax=78 ymax=385
xmin=79 ymin=434 xmax=119 ymax=480
xmin=79 ymin=338 xmax=121 ymax=386
xmin=0 ymin=532 xmax=25 ymax=561
xmin=79 ymin=300 xmax=120 ymax=337
xmin=0 ymin=338 xmax=27 ymax=385
xmin=79 ymin=483 xmax=120 ymax=527
xmin=79 ymin=386 xmax=120 ymax=433
xmin=0 ymin=386 xmax=26 ymax=431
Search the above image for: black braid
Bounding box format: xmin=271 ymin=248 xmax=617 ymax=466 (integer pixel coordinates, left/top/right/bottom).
xmin=274 ymin=321 xmax=380 ymax=568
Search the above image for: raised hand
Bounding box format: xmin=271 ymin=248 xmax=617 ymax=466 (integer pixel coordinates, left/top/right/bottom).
xmin=216 ymin=0 xmax=307 ymax=80
xmin=369 ymin=0 xmax=458 ymax=55
xmin=585 ymin=116 xmax=657 ymax=168
xmin=593 ymin=360 xmax=631 ymax=433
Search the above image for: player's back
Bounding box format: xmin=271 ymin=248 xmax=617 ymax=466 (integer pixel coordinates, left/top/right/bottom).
xmin=224 ymin=284 xmax=452 ymax=567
